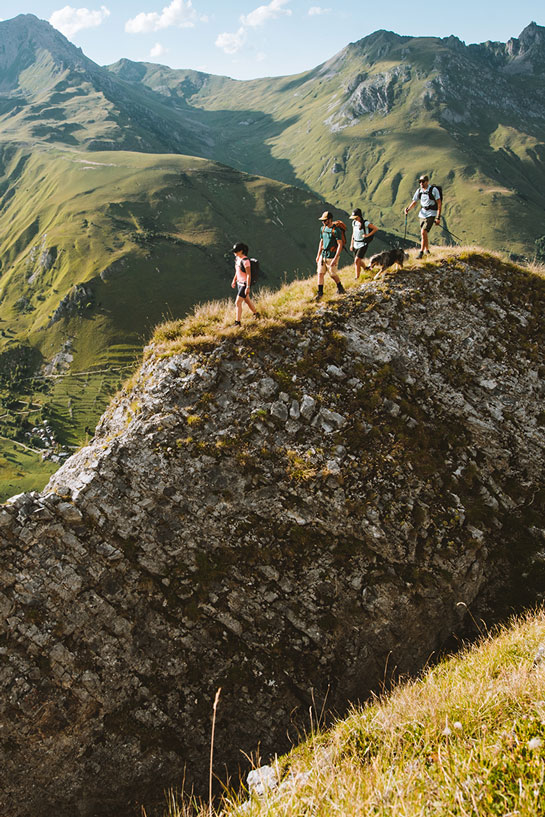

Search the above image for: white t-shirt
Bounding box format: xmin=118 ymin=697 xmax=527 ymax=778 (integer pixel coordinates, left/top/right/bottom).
xmin=352 ymin=219 xmax=370 ymax=248
xmin=413 ymin=186 xmax=441 ymax=218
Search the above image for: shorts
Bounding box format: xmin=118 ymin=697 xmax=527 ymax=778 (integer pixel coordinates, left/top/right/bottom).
xmin=354 ymin=244 xmax=370 ymax=259
xmin=420 ymin=216 xmax=436 ymax=233
xmin=318 ymin=257 xmax=338 ymax=276
xmin=236 ymin=283 xmax=248 ymax=298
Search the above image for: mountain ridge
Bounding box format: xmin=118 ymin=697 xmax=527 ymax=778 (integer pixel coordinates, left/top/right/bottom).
xmin=1 ymin=250 xmax=545 ymax=815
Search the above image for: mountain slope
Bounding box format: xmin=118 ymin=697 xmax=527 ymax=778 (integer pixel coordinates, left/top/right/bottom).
xmin=109 ymin=23 xmax=545 ymax=255
xmin=0 ymin=14 xmax=213 ymax=156
xmin=0 ymin=142 xmax=353 ymax=499
xmin=1 ymin=250 xmax=544 ymax=816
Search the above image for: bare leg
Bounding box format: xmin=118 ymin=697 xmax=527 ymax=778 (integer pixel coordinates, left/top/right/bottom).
xmin=235 ymin=296 xmax=244 ymax=322
xmin=244 ymin=295 xmax=257 ymax=314
xmin=421 ymin=227 xmax=429 ymax=253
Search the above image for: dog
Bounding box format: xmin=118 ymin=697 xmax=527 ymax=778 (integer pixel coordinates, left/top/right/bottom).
xmin=368 ymin=248 xmax=407 ymax=278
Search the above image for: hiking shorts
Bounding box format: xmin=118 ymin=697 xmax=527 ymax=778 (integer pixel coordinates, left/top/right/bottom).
xmin=420 ymin=216 xmax=436 ymax=233
xmin=318 ymin=257 xmax=338 ymax=276
xmin=236 ymin=283 xmax=248 ymax=298
xmin=354 ymin=244 xmax=370 ymax=259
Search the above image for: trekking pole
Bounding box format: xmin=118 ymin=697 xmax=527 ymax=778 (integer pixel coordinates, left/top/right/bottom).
xmin=441 ymin=224 xmax=464 ymax=244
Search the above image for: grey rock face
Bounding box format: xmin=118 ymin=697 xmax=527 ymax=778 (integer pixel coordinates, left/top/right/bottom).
xmin=1 ymin=259 xmax=545 ymax=816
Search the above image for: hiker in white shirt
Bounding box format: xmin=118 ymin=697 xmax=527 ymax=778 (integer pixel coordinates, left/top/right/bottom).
xmin=404 ymin=175 xmax=441 ymax=259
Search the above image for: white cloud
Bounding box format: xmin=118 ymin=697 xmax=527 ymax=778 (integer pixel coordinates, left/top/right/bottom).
xmin=216 ymin=0 xmax=291 ymax=55
xmin=125 ymin=0 xmax=199 ymax=33
xmin=49 ymin=5 xmax=110 ymax=37
xmin=241 ymin=0 xmax=292 ymax=28
xmin=149 ymin=42 xmax=167 ymax=58
xmin=215 ymin=27 xmax=247 ymax=55
xmin=308 ymin=5 xmax=331 ymax=15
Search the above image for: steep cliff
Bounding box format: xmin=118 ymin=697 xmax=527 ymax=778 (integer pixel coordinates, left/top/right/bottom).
xmin=1 ymin=252 xmax=544 ymax=817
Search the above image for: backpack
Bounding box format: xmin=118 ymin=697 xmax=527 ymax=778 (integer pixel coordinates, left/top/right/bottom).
xmin=333 ymin=220 xmax=347 ymax=251
xmin=360 ymin=218 xmax=375 ymax=245
xmin=418 ymin=183 xmax=443 ymax=211
xmin=323 ymin=221 xmax=347 ymax=254
xmin=239 ymin=256 xmax=260 ymax=283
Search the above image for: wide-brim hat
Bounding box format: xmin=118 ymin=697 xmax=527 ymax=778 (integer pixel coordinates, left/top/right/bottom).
xmin=318 ymin=210 xmax=333 ymax=221
xmin=349 ymin=208 xmax=363 ymax=219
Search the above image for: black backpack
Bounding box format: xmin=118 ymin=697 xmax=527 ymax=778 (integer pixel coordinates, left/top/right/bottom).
xmin=418 ymin=183 xmax=443 ymax=211
xmin=239 ymin=256 xmax=261 ymax=283
xmin=361 ymin=218 xmax=375 ymax=245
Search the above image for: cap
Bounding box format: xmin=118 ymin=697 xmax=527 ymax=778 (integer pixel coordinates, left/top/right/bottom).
xmin=319 ymin=211 xmax=333 ymax=221
xmin=231 ymin=242 xmax=248 ymax=254
xmin=349 ymin=208 xmax=363 ymax=219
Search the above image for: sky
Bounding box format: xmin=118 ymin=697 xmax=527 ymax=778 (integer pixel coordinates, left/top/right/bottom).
xmin=0 ymin=0 xmax=543 ymax=80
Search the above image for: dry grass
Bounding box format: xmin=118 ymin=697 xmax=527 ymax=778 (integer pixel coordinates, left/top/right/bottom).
xmin=165 ymin=609 xmax=545 ymax=817
xmin=148 ymin=245 xmax=536 ymax=360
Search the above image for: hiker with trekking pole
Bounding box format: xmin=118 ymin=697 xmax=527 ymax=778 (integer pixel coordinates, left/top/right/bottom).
xmin=404 ymin=175 xmax=442 ymax=259
xmin=314 ymin=211 xmax=346 ymax=301
xmin=349 ymin=208 xmax=378 ymax=280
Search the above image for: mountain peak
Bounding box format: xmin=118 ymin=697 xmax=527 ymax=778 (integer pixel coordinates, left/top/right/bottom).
xmin=504 ymin=21 xmax=545 ymax=71
xmin=0 ymin=14 xmax=93 ymax=90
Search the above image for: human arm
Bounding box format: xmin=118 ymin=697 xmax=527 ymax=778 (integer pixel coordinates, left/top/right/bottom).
xmin=365 ymin=221 xmax=378 ymax=239
xmin=404 ymin=200 xmax=417 ymax=215
xmin=432 ymin=187 xmax=442 ymax=222
xmin=316 ymin=238 xmax=323 ymax=265
xmin=242 ymin=257 xmax=251 ymax=290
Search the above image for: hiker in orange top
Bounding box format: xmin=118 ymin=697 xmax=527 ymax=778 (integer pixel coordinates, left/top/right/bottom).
xmin=231 ymin=242 xmax=259 ymax=326
xmin=314 ymin=211 xmax=346 ymax=301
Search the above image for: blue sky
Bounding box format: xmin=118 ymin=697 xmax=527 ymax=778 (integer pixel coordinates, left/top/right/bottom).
xmin=0 ymin=0 xmax=543 ymax=79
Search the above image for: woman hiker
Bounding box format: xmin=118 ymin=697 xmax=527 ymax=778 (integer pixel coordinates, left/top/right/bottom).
xmin=231 ymin=242 xmax=259 ymax=326
xmin=349 ymin=208 xmax=378 ymax=280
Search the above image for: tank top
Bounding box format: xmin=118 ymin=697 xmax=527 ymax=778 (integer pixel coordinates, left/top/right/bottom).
xmin=352 ymin=219 xmax=370 ymax=249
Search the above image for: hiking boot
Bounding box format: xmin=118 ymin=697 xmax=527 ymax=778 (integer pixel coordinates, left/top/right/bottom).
xmin=253 ymin=311 xmax=260 ymax=319
xmin=234 ymin=320 xmax=241 ymax=326
xmin=417 ymin=251 xmax=424 ymax=259
xmin=337 ymin=283 xmax=346 ymax=295
xmin=312 ymin=292 xmax=323 ymax=301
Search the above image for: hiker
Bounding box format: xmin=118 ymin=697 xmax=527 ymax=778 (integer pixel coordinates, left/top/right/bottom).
xmin=349 ymin=208 xmax=378 ymax=279
xmin=314 ymin=211 xmax=346 ymax=300
xmin=404 ymin=175 xmax=442 ymax=258
xmin=231 ymin=242 xmax=259 ymax=326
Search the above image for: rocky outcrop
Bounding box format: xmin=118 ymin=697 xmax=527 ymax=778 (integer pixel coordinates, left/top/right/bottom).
xmin=1 ymin=255 xmax=545 ymax=816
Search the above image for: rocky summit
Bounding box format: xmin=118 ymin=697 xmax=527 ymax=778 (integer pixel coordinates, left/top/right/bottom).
xmin=1 ymin=252 xmax=545 ymax=817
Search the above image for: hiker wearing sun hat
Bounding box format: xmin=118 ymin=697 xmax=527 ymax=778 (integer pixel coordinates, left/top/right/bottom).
xmin=349 ymin=208 xmax=378 ymax=280
xmin=314 ymin=211 xmax=346 ymax=301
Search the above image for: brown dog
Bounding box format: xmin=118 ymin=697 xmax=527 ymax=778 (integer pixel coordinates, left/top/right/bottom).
xmin=369 ymin=248 xmax=407 ymax=278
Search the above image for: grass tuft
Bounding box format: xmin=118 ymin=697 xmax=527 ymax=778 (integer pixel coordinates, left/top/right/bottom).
xmin=164 ymin=608 xmax=545 ymax=817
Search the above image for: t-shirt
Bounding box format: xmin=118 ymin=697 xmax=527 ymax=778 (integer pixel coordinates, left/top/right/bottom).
xmin=413 ymin=186 xmax=441 ymax=218
xmin=321 ymin=225 xmax=342 ymax=259
xmin=352 ymin=219 xmax=370 ymax=248
xmin=236 ymin=256 xmax=251 ymax=283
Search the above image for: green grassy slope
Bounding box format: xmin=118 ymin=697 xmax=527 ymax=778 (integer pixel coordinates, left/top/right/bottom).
xmin=110 ymin=28 xmax=545 ymax=256
xmin=167 ymin=608 xmax=545 ymax=817
xmin=0 ymin=143 xmax=369 ymax=499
